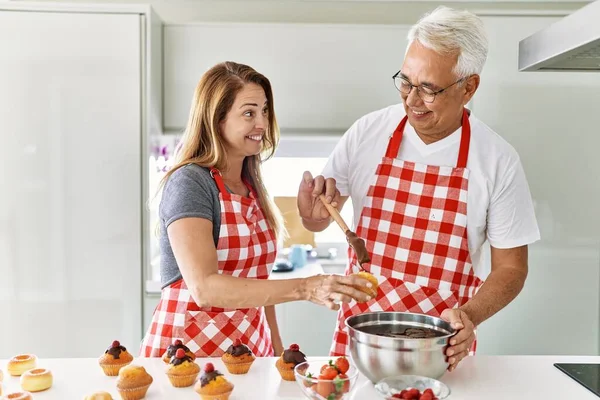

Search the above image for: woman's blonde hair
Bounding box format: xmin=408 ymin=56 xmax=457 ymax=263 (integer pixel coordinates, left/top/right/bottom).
xmin=160 ymin=61 xmax=284 ymax=239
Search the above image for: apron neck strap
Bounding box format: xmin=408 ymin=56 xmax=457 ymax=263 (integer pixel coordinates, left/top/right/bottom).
xmin=210 ymin=167 xmax=257 ymax=198
xmin=385 ymin=108 xmax=471 ymax=168
xmin=210 ymin=168 xmax=228 ymax=194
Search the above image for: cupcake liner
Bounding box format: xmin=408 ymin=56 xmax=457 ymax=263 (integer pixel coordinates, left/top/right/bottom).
xmin=223 ymin=360 xmax=254 ymax=375
xmin=199 ymin=390 xmax=233 ymax=400
xmin=166 ymin=372 xmax=199 ymax=388
xmin=100 ymin=362 xmax=131 ymax=377
xmin=276 ymin=366 xmax=295 ymax=382
xmin=117 ymin=383 xmax=151 ymax=400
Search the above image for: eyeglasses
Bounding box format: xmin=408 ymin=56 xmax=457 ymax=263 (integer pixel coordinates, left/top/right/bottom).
xmin=392 ymin=70 xmax=466 ymax=104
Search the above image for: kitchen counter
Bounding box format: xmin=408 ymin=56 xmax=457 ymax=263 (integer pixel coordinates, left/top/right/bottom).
xmin=0 ymin=355 xmax=598 ymax=399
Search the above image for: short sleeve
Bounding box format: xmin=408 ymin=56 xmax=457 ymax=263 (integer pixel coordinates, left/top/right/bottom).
xmin=159 ymin=165 xmax=216 ymax=228
xmin=487 ymin=157 xmax=540 ymax=249
xmin=321 ymin=121 xmax=359 ymax=197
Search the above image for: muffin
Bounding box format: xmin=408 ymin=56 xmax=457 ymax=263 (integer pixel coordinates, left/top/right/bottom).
xmin=116 ymin=365 xmax=153 ymax=400
xmin=194 ymin=363 xmax=234 ymax=400
xmin=166 ymin=348 xmax=200 ymax=387
xmin=352 ymin=271 xmax=379 ymax=299
xmin=84 ymin=391 xmax=114 ymax=400
xmin=98 ymin=340 xmax=133 ymax=376
xmin=162 ymin=339 xmax=195 ymax=364
xmin=221 ymin=338 xmax=255 ymax=374
xmin=275 ymin=343 xmax=307 ymax=381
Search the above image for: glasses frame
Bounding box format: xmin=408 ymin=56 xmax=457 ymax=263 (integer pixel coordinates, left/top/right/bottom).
xmin=392 ymin=70 xmax=466 ymax=104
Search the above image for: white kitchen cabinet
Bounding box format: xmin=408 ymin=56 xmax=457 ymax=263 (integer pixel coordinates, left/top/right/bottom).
xmin=471 ymin=16 xmax=600 ymax=355
xmin=0 ymin=4 xmax=161 ymax=358
xmin=163 ymin=23 xmax=409 ymax=132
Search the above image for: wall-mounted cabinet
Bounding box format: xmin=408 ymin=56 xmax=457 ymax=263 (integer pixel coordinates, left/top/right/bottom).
xmin=163 ymin=23 xmax=409 ymax=132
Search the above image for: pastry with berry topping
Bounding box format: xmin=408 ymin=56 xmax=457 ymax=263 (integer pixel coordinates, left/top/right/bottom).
xmin=275 ymin=343 xmax=307 ymax=381
xmin=221 ymin=338 xmax=255 ymax=375
xmin=194 ymin=363 xmax=234 ymax=400
xmin=162 ymin=339 xmax=195 ymax=364
xmin=98 ymin=340 xmax=133 ymax=376
xmin=116 ymin=365 xmax=153 ymax=400
xmin=166 ymin=348 xmax=200 ymax=387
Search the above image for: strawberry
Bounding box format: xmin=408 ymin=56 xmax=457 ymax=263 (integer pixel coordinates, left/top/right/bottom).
xmin=334 ymin=357 xmax=350 ymax=374
xmin=320 ymin=366 xmax=339 ymax=380
xmin=334 ymin=373 xmax=350 ymax=393
xmin=303 ymin=372 xmax=314 ymax=388
xmin=419 ymin=393 xmax=433 ymax=400
xmin=315 ymin=377 xmax=334 ymax=399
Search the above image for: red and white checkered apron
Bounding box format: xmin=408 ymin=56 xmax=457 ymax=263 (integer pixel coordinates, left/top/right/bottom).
xmin=331 ymin=109 xmax=483 ymax=356
xmin=140 ymin=167 xmax=277 ymax=358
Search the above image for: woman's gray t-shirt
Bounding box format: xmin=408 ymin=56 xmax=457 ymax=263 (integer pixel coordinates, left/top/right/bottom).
xmin=159 ymin=164 xmax=221 ymax=288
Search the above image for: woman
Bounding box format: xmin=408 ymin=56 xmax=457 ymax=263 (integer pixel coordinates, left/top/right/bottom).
xmin=141 ymin=61 xmax=372 ymax=358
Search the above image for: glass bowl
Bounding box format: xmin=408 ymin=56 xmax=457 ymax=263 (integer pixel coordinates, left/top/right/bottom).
xmin=374 ymin=375 xmax=451 ymax=399
xmin=294 ymin=357 xmax=360 ymax=400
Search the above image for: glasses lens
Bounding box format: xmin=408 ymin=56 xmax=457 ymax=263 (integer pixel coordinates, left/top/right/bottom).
xmin=421 ymin=92 xmax=435 ymax=103
xmin=395 ymin=78 xmax=410 ymax=94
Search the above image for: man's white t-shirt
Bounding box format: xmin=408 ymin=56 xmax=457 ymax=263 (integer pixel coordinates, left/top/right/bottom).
xmin=322 ymin=104 xmax=540 ymax=280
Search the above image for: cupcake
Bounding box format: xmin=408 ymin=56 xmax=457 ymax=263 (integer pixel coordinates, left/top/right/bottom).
xmin=84 ymin=391 xmax=114 ymax=400
xmin=275 ymin=343 xmax=307 ymax=381
xmin=98 ymin=340 xmax=133 ymax=376
xmin=116 ymin=365 xmax=153 ymax=400
xmin=221 ymin=338 xmax=255 ymax=374
xmin=166 ymin=348 xmax=200 ymax=387
xmin=352 ymin=271 xmax=379 ymax=299
xmin=194 ymin=363 xmax=234 ymax=400
xmin=162 ymin=339 xmax=195 ymax=364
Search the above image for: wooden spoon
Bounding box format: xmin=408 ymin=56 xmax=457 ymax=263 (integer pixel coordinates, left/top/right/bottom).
xmin=318 ymin=194 xmax=371 ymax=270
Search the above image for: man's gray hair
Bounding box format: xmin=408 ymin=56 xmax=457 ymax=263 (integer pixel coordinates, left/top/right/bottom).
xmin=407 ymin=6 xmax=489 ymax=78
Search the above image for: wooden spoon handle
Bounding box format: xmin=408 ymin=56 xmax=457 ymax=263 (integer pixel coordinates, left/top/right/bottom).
xmin=318 ymin=194 xmax=350 ymax=233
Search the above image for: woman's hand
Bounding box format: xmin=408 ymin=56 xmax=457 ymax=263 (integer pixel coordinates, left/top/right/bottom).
xmin=303 ymin=274 xmax=374 ymax=310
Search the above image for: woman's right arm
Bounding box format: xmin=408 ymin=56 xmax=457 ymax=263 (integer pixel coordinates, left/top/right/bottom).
xmin=168 ymin=217 xmax=373 ymax=310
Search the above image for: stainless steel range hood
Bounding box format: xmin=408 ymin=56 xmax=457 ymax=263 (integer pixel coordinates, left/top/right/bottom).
xmin=518 ymin=0 xmax=600 ymax=72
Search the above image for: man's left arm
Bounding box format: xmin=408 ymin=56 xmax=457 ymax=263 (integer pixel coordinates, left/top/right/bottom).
xmin=442 ymin=155 xmax=539 ymax=371
xmin=442 ymin=245 xmax=528 ymax=370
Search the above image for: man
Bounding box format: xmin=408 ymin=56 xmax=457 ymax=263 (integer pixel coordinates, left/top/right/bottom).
xmin=297 ymin=6 xmax=540 ymax=371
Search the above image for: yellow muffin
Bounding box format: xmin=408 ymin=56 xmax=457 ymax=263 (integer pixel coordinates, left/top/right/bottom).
xmin=98 ymin=340 xmax=133 ymax=376
xmin=352 ymin=271 xmax=379 ymax=299
xmin=161 ymin=339 xmax=196 ymax=364
xmin=221 ymin=338 xmax=255 ymax=374
xmin=116 ymin=365 xmax=153 ymax=400
xmin=84 ymin=391 xmax=113 ymax=400
xmin=275 ymin=344 xmax=306 ymax=381
xmin=194 ymin=363 xmax=234 ymax=400
xmin=166 ymin=348 xmax=200 ymax=387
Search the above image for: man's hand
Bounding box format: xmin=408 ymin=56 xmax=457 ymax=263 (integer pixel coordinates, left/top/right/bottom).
xmin=297 ymin=171 xmax=341 ymax=229
xmin=441 ymin=308 xmax=475 ymax=372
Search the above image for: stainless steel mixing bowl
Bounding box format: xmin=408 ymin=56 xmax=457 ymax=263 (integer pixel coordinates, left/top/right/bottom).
xmin=345 ymin=311 xmax=456 ymax=383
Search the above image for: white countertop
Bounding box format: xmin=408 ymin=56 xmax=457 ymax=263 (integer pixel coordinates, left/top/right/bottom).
xmin=0 ymin=355 xmax=599 ymax=399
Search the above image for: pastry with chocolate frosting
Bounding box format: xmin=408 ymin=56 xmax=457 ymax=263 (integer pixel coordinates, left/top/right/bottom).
xmin=166 ymin=348 xmax=200 ymax=387
xmin=275 ymin=343 xmax=307 ymax=381
xmin=162 ymin=339 xmax=196 ymax=364
xmin=98 ymin=340 xmax=133 ymax=376
xmin=221 ymin=338 xmax=256 ymax=375
xmin=194 ymin=363 xmax=234 ymax=400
